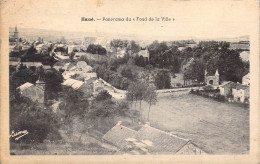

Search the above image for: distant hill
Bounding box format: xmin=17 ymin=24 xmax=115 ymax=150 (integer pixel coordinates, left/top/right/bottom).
xmin=9 ymin=27 xmax=249 ymax=44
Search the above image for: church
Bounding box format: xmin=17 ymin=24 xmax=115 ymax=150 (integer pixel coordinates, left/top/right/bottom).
xmin=9 ymin=25 xmax=20 ymax=52
xmin=205 ymin=69 xmax=219 ymax=86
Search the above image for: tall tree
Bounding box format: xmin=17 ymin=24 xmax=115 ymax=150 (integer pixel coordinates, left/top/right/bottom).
xmin=44 ymin=69 xmax=63 ymax=100
xmin=154 ymin=70 xmax=171 ymax=89
xmin=144 ymin=86 xmax=157 ymax=121
xmin=110 ymin=39 xmax=124 ymax=56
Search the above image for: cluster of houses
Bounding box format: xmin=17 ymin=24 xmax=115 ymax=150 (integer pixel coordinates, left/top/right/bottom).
xmin=103 ymin=121 xmax=206 ymax=155
xmin=204 ymin=69 xmax=250 ymax=103
xmin=16 ymin=60 xmax=126 ymax=103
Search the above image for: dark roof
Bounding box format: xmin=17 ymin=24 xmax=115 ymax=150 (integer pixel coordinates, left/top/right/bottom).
xmin=233 ymin=84 xmax=249 ymax=90
xmin=220 ymin=81 xmax=236 ymax=88
xmin=221 ymin=81 xmax=249 ymax=90
xmin=135 ymin=125 xmax=189 ymax=153
xmin=103 ymin=123 xmax=137 ymax=149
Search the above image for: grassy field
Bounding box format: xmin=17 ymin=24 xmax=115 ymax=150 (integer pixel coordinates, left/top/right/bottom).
xmin=140 ymin=93 xmax=249 ymax=154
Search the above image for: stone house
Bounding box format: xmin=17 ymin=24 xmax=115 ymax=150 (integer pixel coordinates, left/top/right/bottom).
xmin=17 ymin=81 xmax=45 ymax=103
xmin=219 ymin=81 xmax=236 ymax=97
xmin=220 ymin=81 xmax=249 ymax=103
xmin=232 ymin=84 xmax=249 ymax=102
xmin=62 ymin=78 xmax=93 ymax=97
xmin=242 ymin=73 xmax=250 ymax=85
xmin=138 ymin=49 xmax=150 ymax=61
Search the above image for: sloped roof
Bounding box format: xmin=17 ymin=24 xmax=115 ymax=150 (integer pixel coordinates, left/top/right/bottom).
xmin=17 ymin=82 xmax=33 ymax=91
xmin=62 ymin=78 xmax=84 ymax=89
xmin=220 ymin=81 xmax=236 ymax=88
xmin=103 ymin=123 xmax=138 ymax=149
xmin=243 ymin=73 xmax=250 ymax=79
xmin=71 ymin=81 xmax=84 ymax=89
xmin=77 ymin=61 xmax=88 ymax=68
xmin=135 ymin=125 xmax=189 ymax=153
xmin=232 ymin=83 xmax=249 ymax=90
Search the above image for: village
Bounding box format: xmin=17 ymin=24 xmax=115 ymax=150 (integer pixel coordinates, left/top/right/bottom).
xmin=9 ymin=26 xmax=250 ymax=155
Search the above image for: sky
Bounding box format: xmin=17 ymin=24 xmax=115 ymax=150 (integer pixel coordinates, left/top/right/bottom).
xmin=1 ymin=0 xmax=258 ymax=40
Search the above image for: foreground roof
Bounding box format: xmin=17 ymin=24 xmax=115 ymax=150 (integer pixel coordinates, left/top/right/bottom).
xmin=17 ymin=82 xmax=33 ymax=91
xmin=135 ymin=125 xmax=189 ymax=153
xmin=103 ymin=123 xmax=138 ymax=149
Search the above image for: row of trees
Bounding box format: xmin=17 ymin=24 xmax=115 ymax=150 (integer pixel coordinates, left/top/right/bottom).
xmin=110 ymin=39 xmax=141 ymax=56
xmin=183 ymin=46 xmax=248 ymax=83
xmin=126 ymin=81 xmax=157 ymax=121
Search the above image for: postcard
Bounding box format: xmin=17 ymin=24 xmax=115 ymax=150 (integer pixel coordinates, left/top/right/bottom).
xmin=0 ymin=0 xmax=259 ymax=163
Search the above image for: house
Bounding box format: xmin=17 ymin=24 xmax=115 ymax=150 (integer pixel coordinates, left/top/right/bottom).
xmin=103 ymin=122 xmax=206 ymax=154
xmin=232 ymin=83 xmax=249 ymax=103
xmin=220 ymin=81 xmax=250 ymax=103
xmin=229 ymin=42 xmax=250 ymax=51
xmin=93 ymin=78 xmax=105 ymax=94
xmin=178 ymin=47 xmax=186 ymax=51
xmin=76 ymin=61 xmax=93 ymax=72
xmin=219 ymin=81 xmax=236 ymax=97
xmin=35 ymin=44 xmax=44 ymax=53
xmin=62 ymin=78 xmax=93 ymax=97
xmin=116 ymin=49 xmax=126 ymax=58
xmin=138 ymin=49 xmax=149 ymax=61
xmin=205 ymin=69 xmax=219 ymax=86
xmin=17 ymin=81 xmax=45 ymax=103
xmin=239 ymin=51 xmax=249 ymax=62
xmin=242 ymin=73 xmax=250 ymax=85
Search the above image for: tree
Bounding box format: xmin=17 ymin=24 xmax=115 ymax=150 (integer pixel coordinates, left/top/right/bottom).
xmin=145 ymin=64 xmax=153 ymax=81
xmin=89 ymin=99 xmax=116 ymax=129
xmin=10 ymin=90 xmax=61 ymax=147
xmin=144 ymin=86 xmax=157 ymax=121
xmin=10 ymin=64 xmax=38 ymax=91
xmin=154 ymin=70 xmax=171 ymax=89
xmin=44 ymin=69 xmax=64 ymax=100
xmin=70 ymin=51 xmax=75 ymax=62
xmin=95 ymin=90 xmax=112 ymax=102
xmin=59 ymin=87 xmax=89 ymax=120
xmin=127 ymin=40 xmax=140 ymax=55
xmin=126 ymin=81 xmax=149 ymax=110
xmin=134 ymin=55 xmax=146 ymax=67
xmin=110 ymin=39 xmax=124 ymax=56
xmin=87 ymin=44 xmax=107 ymax=55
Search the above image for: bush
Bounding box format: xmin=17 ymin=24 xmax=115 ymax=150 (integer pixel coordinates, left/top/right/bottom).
xmin=95 ymin=90 xmax=112 ymax=102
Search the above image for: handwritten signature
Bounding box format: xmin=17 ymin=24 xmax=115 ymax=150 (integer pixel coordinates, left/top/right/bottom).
xmin=10 ymin=130 xmax=29 ymax=140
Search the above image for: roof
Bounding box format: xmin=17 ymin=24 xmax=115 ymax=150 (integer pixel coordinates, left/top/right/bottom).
xmin=103 ymin=123 xmax=138 ymax=149
xmin=232 ymin=83 xmax=249 ymax=90
xmin=243 ymin=73 xmax=250 ymax=79
xmin=62 ymin=78 xmax=84 ymax=89
xmin=17 ymin=82 xmax=33 ymax=91
xmin=77 ymin=61 xmax=88 ymax=68
xmin=229 ymin=43 xmax=250 ymax=50
xmin=220 ymin=81 xmax=236 ymax=88
xmin=135 ymin=125 xmax=189 ymax=153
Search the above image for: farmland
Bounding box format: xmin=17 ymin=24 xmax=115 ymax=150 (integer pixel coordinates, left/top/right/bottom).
xmin=140 ymin=93 xmax=249 ymax=154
